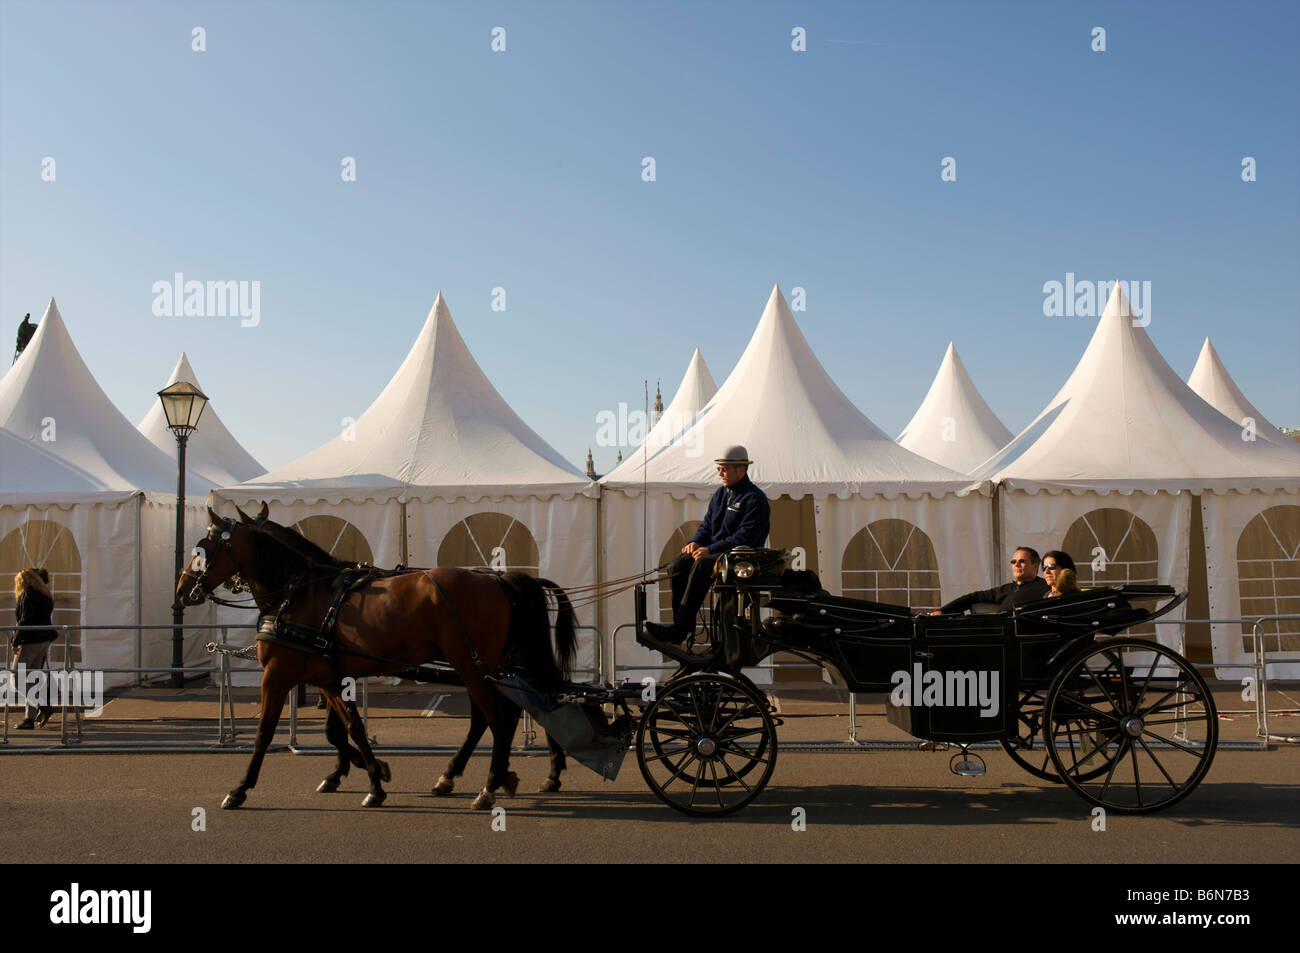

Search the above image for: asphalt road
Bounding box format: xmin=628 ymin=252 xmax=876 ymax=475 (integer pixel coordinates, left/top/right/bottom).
xmin=3 ymin=743 xmax=1296 ymax=864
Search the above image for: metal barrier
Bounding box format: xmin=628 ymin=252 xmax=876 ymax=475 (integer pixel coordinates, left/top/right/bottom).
xmin=2 ymin=623 xmax=254 ymax=750
xmin=3 ymin=616 xmax=1296 ymax=755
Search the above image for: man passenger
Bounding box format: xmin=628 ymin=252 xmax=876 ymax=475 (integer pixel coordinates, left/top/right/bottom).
xmin=930 ymin=546 xmax=1049 ymax=615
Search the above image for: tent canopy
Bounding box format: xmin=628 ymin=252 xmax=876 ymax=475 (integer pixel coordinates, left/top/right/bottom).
xmin=138 ymin=353 xmax=266 ymax=487
xmin=1188 ymin=337 xmax=1295 ymax=449
xmin=603 ymin=347 xmax=718 ymax=482
xmin=974 ymin=284 xmax=1300 ymax=492
xmin=603 ymin=285 xmax=971 ymax=498
xmin=236 ymin=293 xmax=589 ymax=502
xmin=0 ymin=298 xmax=213 ymax=498
xmin=897 ymin=342 xmax=1013 ymax=475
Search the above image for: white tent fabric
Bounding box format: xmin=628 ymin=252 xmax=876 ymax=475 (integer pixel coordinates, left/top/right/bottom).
xmin=603 ymin=285 xmax=970 ymax=497
xmin=1 ymin=299 xmax=214 ymax=496
xmin=0 ymin=299 xmax=217 ymax=687
xmin=975 ymin=285 xmax=1300 ymax=491
xmin=603 ymin=348 xmax=717 ymax=482
xmin=1187 ymin=338 xmax=1295 ymax=449
xmin=897 ymin=342 xmax=1013 ymax=475
xmin=238 ymin=292 xmax=587 ymax=500
xmin=138 ymin=353 xmax=266 ymax=487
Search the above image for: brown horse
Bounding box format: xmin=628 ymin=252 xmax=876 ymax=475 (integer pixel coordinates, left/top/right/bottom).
xmin=179 ymin=506 xmax=574 ymax=810
xmin=230 ymin=503 xmax=582 ymax=798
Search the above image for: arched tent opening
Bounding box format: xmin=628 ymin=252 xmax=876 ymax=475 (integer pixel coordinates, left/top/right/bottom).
xmin=437 ymin=512 xmax=539 ymax=576
xmin=0 ymin=519 xmax=83 ymax=665
xmin=1235 ymin=504 xmax=1300 ymax=654
xmin=290 ymin=515 xmax=375 ymax=565
xmin=1063 ymin=508 xmax=1160 ymax=636
xmin=841 ymin=519 xmax=941 ymax=612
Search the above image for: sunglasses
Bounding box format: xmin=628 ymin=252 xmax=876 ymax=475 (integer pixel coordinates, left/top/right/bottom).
xmin=1043 ymin=563 xmax=1060 ymax=571
xmin=1009 ymin=559 xmax=1032 ymax=565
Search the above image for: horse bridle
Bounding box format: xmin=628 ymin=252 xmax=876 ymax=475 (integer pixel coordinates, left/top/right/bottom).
xmin=183 ymin=519 xmax=258 ymax=608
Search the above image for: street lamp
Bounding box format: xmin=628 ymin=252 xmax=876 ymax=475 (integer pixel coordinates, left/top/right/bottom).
xmin=158 ymin=380 xmax=208 ymax=688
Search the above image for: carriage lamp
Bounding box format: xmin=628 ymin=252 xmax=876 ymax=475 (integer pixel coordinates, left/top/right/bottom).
xmin=159 ymin=381 xmax=209 ymax=687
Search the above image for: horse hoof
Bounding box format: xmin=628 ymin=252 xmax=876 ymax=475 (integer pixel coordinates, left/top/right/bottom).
xmin=432 ymin=775 xmax=455 ymax=796
xmin=538 ymin=778 xmax=561 ymax=793
xmin=362 ymin=791 xmax=386 ymax=808
xmin=471 ymin=789 xmax=495 ymax=811
xmin=222 ymin=793 xmax=245 ymax=810
xmin=501 ymin=771 xmax=520 ymax=797
xmin=317 ymin=778 xmax=340 ymax=794
xmin=379 ymin=760 xmax=392 ymax=783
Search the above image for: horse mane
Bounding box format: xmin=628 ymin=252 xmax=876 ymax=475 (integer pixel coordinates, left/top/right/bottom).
xmin=267 ymin=520 xmax=349 ymax=568
xmin=245 ymin=524 xmax=333 ymax=594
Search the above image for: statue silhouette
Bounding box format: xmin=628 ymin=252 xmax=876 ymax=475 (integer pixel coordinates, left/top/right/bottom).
xmin=14 ymin=313 xmax=35 ymax=363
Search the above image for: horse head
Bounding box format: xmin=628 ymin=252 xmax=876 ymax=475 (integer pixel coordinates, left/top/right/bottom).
xmin=176 ymin=506 xmax=246 ymax=606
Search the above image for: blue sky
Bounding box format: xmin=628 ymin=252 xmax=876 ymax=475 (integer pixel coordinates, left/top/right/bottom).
xmin=3 ymin=0 xmax=1297 ymax=474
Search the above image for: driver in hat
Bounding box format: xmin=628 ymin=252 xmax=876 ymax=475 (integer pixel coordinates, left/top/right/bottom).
xmin=645 ymin=445 xmax=770 ymax=644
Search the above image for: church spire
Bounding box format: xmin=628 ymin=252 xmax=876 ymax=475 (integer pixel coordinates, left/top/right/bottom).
xmin=584 ymin=448 xmax=596 ymax=479
xmin=652 ymin=380 xmax=663 ymax=426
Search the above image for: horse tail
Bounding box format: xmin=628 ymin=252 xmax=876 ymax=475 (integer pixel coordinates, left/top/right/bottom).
xmin=537 ymin=578 xmax=576 ymax=677
xmin=500 ymin=573 xmax=568 ymax=690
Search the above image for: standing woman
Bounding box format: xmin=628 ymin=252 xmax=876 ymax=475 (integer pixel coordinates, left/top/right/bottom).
xmin=12 ymin=567 xmax=56 ymax=728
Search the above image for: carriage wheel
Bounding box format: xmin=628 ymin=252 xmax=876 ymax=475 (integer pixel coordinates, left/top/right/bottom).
xmin=1045 ymin=638 xmax=1217 ymax=814
xmin=1000 ymin=688 xmax=1061 ymax=782
xmin=636 ymin=673 xmax=778 ymax=817
xmin=1001 ymin=688 xmax=1113 ymax=784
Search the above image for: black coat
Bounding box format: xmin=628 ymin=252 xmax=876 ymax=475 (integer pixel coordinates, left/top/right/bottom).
xmin=14 ymin=587 xmax=56 ymax=646
xmin=940 ymin=577 xmax=1049 ymax=614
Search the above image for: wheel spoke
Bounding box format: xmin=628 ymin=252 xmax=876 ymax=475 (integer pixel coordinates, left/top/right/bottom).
xmin=1128 ymin=741 xmax=1144 ymax=808
xmin=1085 ymin=660 xmax=1124 ymax=711
xmin=662 ymin=749 xmax=700 ymax=788
xmin=714 ymin=752 xmax=754 ymax=793
xmin=1135 ymin=737 xmax=1181 ymax=791
xmin=1138 ymin=727 xmax=1210 ymax=758
xmin=708 ymin=759 xmax=725 ymax=808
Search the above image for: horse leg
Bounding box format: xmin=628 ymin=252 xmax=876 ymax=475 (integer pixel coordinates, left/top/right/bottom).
xmin=223 ymin=669 xmax=290 ymax=809
xmin=539 ymin=732 xmax=566 ymax=793
xmin=471 ymin=697 xmax=521 ymax=811
xmin=433 ymin=700 xmax=488 ymax=796
xmin=316 ymin=695 xmax=377 ymax=793
xmin=336 ymin=697 xmax=388 ymax=807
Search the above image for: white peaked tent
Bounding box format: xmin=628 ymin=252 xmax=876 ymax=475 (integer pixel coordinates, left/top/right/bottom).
xmin=138 ymin=353 xmax=266 ymax=487
xmin=1188 ymin=338 xmax=1294 ymax=448
xmin=974 ymin=283 xmax=1300 ymax=674
xmin=215 ymin=293 xmax=598 ymax=666
xmin=0 ymin=299 xmax=218 ymax=686
xmin=604 ymin=347 xmax=718 ymax=480
xmin=897 ymin=342 xmax=1013 ymax=475
xmin=599 ymin=285 xmax=991 ymax=680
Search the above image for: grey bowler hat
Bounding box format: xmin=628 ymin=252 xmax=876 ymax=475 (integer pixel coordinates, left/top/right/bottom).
xmin=714 ymin=445 xmax=753 ymax=465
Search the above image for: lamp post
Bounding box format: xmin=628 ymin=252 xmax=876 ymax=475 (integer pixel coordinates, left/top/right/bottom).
xmin=158 ymin=381 xmax=208 ymax=688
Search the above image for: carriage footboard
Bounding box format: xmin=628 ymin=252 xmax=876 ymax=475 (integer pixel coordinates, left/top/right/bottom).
xmin=490 ymin=673 xmax=631 ymax=781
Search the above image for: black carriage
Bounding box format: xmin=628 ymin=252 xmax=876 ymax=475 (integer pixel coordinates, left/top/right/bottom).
xmin=601 ymin=547 xmax=1217 ymax=817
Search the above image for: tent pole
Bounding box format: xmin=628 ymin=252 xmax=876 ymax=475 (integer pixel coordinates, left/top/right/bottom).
xmin=399 ymin=497 xmax=409 ymax=566
xmin=991 ymin=482 xmax=1004 ymax=586
xmin=135 ymin=493 xmax=143 ymax=687
xmin=595 ymin=484 xmax=606 ymax=683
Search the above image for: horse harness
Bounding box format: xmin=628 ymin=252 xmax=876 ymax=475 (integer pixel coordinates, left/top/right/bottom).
xmin=253 ymin=565 xmax=516 ymax=682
